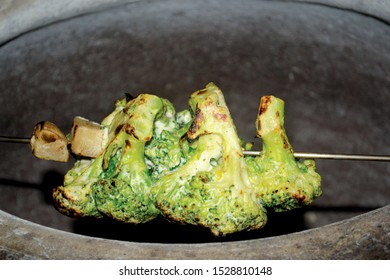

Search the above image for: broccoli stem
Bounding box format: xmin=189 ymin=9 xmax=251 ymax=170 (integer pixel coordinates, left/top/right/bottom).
xmin=251 ymin=95 xmax=322 ymax=212
xmin=117 ymin=139 xmax=152 ymax=188
xmin=256 ymin=96 xmax=295 ymax=163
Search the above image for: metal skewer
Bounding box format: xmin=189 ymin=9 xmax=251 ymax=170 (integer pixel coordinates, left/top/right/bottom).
xmin=0 ymin=136 xmax=30 ymax=144
xmin=1 ymin=135 xmax=389 ymax=162
xmin=242 ymin=150 xmax=390 ymax=162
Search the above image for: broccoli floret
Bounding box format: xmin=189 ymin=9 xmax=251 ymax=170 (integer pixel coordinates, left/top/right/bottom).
xmin=144 ymin=98 xmax=192 ymax=178
xmin=92 ymin=94 xmax=164 ymax=223
xmin=153 ymin=83 xmax=267 ymax=236
xmin=246 ymin=95 xmax=322 ymax=212
xmin=53 ymin=157 xmax=104 ymax=218
xmin=52 ymin=98 xmax=131 ymax=218
xmin=53 ymin=94 xmax=165 ymax=222
xmin=53 ymin=96 xmax=135 ymax=218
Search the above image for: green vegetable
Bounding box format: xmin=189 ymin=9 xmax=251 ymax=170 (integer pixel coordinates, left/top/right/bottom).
xmin=53 ymin=94 xmax=163 ymax=222
xmin=53 ymin=157 xmax=104 ymax=218
xmin=144 ymin=98 xmax=192 ymax=179
xmin=52 ymin=83 xmax=322 ymax=236
xmin=246 ymin=95 xmax=322 ymax=211
xmin=53 ymin=96 xmax=135 ymax=218
xmin=153 ymin=83 xmax=267 ymax=236
xmin=92 ymin=94 xmax=163 ymax=223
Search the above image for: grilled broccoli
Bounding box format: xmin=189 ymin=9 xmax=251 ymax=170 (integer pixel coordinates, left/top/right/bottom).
xmin=53 ymin=93 xmax=193 ymax=223
xmin=53 ymin=157 xmax=104 ymax=218
xmin=52 ymin=83 xmax=321 ymax=236
xmin=53 ymin=96 xmax=133 ymax=218
xmin=52 ymin=96 xmax=130 ymax=218
xmin=52 ymin=96 xmax=136 ymax=217
xmin=92 ymin=94 xmax=164 ymax=223
xmin=246 ymin=95 xmax=322 ymax=212
xmin=153 ymin=83 xmax=267 ymax=236
xmin=144 ymin=99 xmax=192 ymax=179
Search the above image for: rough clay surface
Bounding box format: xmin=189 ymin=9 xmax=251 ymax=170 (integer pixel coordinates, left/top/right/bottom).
xmin=1 ymin=0 xmax=390 ymax=45
xmin=1 ymin=206 xmax=389 ymax=259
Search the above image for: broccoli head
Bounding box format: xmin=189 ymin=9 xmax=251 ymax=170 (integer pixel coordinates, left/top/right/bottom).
xmin=153 ymin=83 xmax=267 ymax=236
xmin=246 ymin=95 xmax=322 ymax=212
xmin=54 ymin=94 xmax=166 ymax=222
xmin=53 ymin=95 xmax=134 ymax=218
xmin=92 ymin=94 xmax=165 ymax=223
xmin=53 ymin=157 xmax=104 ymax=218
